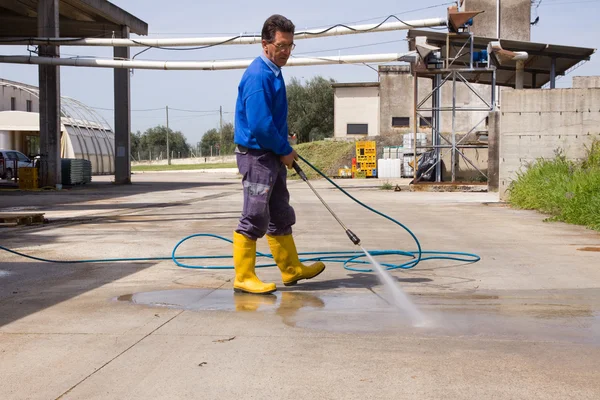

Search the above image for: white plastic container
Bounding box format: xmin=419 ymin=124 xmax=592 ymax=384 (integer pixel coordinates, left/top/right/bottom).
xmin=403 ymin=133 xmax=427 ymax=150
xmin=378 ymin=159 xmax=402 ymax=178
xmin=393 ymin=159 xmax=401 ymax=178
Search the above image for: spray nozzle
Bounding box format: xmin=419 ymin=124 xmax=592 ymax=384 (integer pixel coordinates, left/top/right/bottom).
xmin=346 ymin=229 xmax=361 ymax=246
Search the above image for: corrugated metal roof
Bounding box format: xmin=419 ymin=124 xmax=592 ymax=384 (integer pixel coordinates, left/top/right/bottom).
xmin=407 ymin=29 xmax=596 ymax=88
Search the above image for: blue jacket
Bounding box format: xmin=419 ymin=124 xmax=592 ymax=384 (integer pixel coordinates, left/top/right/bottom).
xmin=234 ymin=55 xmax=293 ymax=156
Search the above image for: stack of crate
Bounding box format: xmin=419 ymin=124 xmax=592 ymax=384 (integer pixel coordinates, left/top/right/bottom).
xmin=354 ymin=141 xmax=377 ymax=178
xmin=18 ymin=167 xmax=39 ymax=190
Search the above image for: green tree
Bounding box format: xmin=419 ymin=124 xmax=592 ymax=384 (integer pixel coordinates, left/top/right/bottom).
xmin=200 ymin=122 xmax=235 ymax=156
xmin=137 ymin=125 xmax=190 ymax=159
xmin=130 ymin=130 xmax=142 ymax=158
xmin=220 ymin=122 xmax=235 ymax=154
xmin=287 ymin=76 xmax=335 ymax=143
xmin=200 ymin=128 xmax=220 ymax=156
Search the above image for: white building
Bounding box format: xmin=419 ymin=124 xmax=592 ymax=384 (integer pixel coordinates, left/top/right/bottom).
xmin=332 ymin=82 xmax=380 ymax=139
xmin=0 ymin=79 xmax=115 ymax=174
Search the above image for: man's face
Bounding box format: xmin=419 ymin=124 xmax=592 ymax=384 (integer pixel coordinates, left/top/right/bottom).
xmin=262 ymin=31 xmax=295 ymax=68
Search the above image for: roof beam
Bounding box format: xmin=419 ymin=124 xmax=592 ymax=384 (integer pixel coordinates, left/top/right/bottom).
xmin=0 ymin=0 xmax=37 ymax=17
xmin=59 ymin=0 xmax=96 ymax=22
xmin=67 ymin=0 xmax=148 ymax=35
xmin=0 ymin=15 xmax=122 ymax=38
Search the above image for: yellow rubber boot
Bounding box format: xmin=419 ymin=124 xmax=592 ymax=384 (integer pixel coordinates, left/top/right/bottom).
xmin=267 ymin=234 xmax=326 ymax=286
xmin=233 ymin=232 xmax=277 ymax=294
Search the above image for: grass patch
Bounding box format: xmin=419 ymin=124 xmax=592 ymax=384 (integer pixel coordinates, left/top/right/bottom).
xmin=132 ymin=162 xmax=237 ymax=172
xmin=508 ymin=141 xmax=600 ymax=231
xmin=292 ymin=140 xmax=355 ymax=179
xmin=380 ymin=181 xmax=393 ymax=190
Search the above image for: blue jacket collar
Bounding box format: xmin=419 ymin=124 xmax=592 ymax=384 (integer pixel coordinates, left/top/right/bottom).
xmin=260 ymin=54 xmax=281 ymax=77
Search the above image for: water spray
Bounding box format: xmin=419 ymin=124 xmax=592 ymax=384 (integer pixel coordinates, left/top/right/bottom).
xmin=293 ymin=158 xmax=426 ymax=325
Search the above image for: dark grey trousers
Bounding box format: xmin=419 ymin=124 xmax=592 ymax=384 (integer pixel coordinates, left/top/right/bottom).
xmin=236 ymin=148 xmax=296 ymax=240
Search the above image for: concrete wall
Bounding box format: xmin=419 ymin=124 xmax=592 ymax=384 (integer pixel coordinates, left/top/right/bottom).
xmin=333 ymin=85 xmax=379 ymax=138
xmin=573 ymin=76 xmax=600 ymax=89
xmin=0 ymin=80 xmax=40 ymax=113
xmin=379 ymin=66 xmax=427 ymax=136
xmin=499 ymin=88 xmax=600 ymax=200
xmin=379 ymin=66 xmax=491 ymax=137
xmin=465 ymin=0 xmax=531 ymax=40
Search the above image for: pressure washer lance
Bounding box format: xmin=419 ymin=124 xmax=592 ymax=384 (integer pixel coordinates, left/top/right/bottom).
xmin=292 ymin=161 xmax=361 ymax=246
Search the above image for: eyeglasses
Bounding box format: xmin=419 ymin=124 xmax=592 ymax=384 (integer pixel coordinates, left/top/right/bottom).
xmin=270 ymin=42 xmax=296 ymax=52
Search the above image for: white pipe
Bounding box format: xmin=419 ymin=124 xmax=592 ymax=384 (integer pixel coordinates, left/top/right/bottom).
xmin=496 ymin=0 xmax=499 ymax=38
xmin=0 ymin=52 xmax=416 ymax=71
xmin=515 ymin=60 xmax=525 ymax=89
xmin=0 ymin=18 xmax=447 ymax=47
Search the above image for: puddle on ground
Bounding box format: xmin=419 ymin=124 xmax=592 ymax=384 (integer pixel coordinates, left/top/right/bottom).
xmin=116 ymin=289 xmax=600 ymax=345
xmin=0 ymin=270 xmax=12 ymax=278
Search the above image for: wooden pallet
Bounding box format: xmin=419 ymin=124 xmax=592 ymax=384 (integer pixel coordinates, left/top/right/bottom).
xmin=0 ymin=213 xmax=46 ymax=227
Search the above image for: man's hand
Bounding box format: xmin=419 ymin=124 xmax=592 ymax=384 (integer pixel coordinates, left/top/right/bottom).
xmin=280 ymin=149 xmax=298 ymax=169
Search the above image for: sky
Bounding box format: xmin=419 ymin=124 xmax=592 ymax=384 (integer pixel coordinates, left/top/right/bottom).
xmin=1 ymin=0 xmax=599 ymax=145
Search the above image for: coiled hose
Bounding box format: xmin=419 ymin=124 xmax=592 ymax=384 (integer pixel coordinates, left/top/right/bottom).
xmin=0 ymin=155 xmax=480 ymax=272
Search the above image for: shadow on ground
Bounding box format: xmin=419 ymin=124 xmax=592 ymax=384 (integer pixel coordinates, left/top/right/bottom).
xmin=0 ymin=261 xmax=156 ymax=328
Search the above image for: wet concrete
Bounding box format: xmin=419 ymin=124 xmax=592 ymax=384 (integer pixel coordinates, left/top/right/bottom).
xmin=117 ymin=288 xmax=600 ymax=345
xmin=2 ymin=172 xmax=600 ymax=399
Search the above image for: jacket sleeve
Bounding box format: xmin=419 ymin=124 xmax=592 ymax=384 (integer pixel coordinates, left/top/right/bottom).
xmin=244 ymin=87 xmax=293 ymax=156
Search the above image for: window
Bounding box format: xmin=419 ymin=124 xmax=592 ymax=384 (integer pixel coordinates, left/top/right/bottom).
xmin=10 ymin=97 xmax=16 ymax=111
xmin=347 ymin=124 xmax=368 ymax=135
xmin=26 ymin=100 xmax=32 ymax=112
xmin=419 ymin=117 xmax=432 ymax=127
xmin=392 ymin=117 xmax=410 ymax=127
xmin=16 ymin=152 xmax=30 ymax=162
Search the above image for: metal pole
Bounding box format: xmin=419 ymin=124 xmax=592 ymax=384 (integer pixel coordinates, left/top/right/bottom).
xmin=550 ymin=57 xmax=556 ymax=89
xmin=434 ymin=73 xmax=442 ymax=182
xmin=452 ymin=71 xmax=456 ymax=182
xmin=469 ymin=32 xmax=474 ymax=69
xmin=166 ymin=106 xmax=171 ymax=165
xmin=413 ymin=67 xmax=418 ymax=181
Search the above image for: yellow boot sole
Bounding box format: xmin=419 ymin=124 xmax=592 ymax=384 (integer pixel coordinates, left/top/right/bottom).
xmin=233 ymin=285 xmax=277 ymax=294
xmin=283 ymin=264 xmax=326 ymax=286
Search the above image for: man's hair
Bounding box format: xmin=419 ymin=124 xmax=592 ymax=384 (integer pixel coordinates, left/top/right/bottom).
xmin=261 ymin=14 xmax=295 ymax=42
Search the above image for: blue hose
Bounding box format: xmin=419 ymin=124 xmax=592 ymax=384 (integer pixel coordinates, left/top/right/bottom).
xmin=0 ymin=156 xmax=480 ymax=272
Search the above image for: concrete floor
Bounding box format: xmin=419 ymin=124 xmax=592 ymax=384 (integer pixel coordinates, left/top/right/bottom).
xmin=1 ymin=171 xmax=599 ymax=399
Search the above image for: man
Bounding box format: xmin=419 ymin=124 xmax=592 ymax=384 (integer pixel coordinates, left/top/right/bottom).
xmin=232 ymin=14 xmax=325 ymax=294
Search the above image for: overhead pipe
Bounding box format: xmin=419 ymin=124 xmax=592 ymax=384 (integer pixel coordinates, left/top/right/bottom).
xmin=488 ymin=41 xmax=528 ymax=89
xmin=0 ymin=18 xmax=447 ymax=47
xmin=0 ymin=52 xmax=416 ymax=71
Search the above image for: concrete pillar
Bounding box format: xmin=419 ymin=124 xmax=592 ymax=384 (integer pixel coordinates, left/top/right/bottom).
xmin=37 ymin=0 xmax=61 ymax=188
xmin=487 ymin=110 xmax=500 ymax=192
xmin=113 ymin=26 xmax=131 ymax=184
